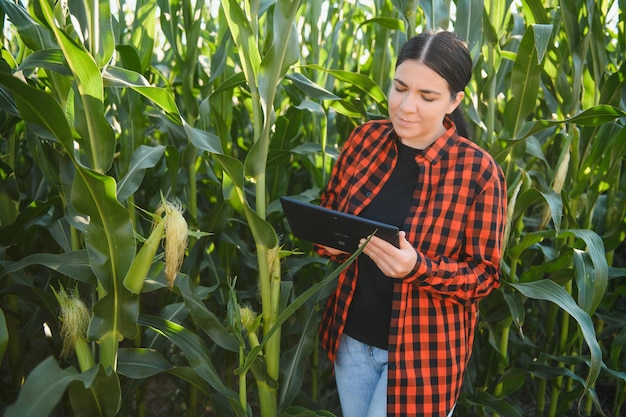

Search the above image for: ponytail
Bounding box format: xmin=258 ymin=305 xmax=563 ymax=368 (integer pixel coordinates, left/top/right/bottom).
xmin=449 ymin=107 xmax=471 ymax=139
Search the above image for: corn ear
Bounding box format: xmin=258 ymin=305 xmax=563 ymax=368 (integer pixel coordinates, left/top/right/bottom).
xmin=239 ymin=305 xmax=258 ymax=334
xmin=161 ymin=199 xmax=188 ymax=288
xmin=74 ymin=336 xmax=95 ymax=372
xmin=51 ymin=284 xmax=93 ymax=368
xmin=123 ymin=220 xmax=165 ymax=294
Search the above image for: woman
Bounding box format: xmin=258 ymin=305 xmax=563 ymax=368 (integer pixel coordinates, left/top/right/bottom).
xmin=317 ymin=30 xmax=507 ymax=417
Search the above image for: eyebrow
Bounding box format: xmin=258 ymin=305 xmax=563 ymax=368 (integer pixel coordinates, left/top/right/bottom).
xmin=393 ymin=78 xmax=443 ymax=95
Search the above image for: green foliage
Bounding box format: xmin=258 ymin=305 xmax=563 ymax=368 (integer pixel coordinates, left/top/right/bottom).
xmin=0 ymin=0 xmax=625 ymax=416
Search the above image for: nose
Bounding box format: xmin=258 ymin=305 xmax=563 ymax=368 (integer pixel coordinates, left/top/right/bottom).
xmin=399 ymin=93 xmax=419 ymax=113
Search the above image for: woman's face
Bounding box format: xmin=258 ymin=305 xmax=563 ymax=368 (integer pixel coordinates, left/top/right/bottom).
xmin=388 ymin=59 xmax=464 ymax=149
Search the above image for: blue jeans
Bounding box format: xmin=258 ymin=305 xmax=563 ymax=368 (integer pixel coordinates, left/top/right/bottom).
xmin=334 ymin=334 xmax=457 ymax=417
xmin=334 ymin=334 xmax=388 ymax=417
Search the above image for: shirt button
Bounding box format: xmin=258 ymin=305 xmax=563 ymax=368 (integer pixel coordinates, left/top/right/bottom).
xmin=366 ymin=191 xmax=371 ymax=197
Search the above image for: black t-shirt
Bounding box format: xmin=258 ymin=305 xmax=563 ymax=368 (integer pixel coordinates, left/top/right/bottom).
xmin=343 ymin=139 xmax=421 ymax=349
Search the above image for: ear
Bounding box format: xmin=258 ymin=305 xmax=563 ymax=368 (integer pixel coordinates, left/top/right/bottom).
xmin=447 ymin=91 xmax=464 ymax=114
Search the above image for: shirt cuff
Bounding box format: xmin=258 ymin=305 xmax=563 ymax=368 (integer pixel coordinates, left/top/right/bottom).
xmin=401 ymin=251 xmax=430 ymax=282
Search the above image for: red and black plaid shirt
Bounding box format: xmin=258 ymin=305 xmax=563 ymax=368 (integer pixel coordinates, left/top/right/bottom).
xmin=318 ymin=118 xmax=507 ymax=417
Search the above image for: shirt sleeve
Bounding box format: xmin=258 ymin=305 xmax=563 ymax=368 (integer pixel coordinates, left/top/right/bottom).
xmin=402 ymin=167 xmax=507 ymax=306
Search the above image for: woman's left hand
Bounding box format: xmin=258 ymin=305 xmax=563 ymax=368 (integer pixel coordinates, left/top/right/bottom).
xmin=359 ymin=231 xmax=417 ymax=278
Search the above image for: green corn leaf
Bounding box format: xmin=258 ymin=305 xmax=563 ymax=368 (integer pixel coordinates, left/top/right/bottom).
xmin=175 ymin=274 xmax=239 ymax=352
xmin=0 ymin=80 xmax=18 ymax=118
xmin=208 ymin=152 xmax=277 ymax=249
xmin=564 ymin=104 xmax=626 ymax=125
xmin=103 ymin=65 xmax=184 ymax=124
xmin=463 ymin=390 xmax=524 ymax=417
xmin=0 ymin=72 xmax=73 ymax=149
xmin=599 ymin=61 xmax=626 ymax=106
xmin=130 ymin=0 xmax=158 ymax=72
xmin=103 ymin=65 xmax=151 ymax=87
xmin=454 ymin=0 xmax=484 ymax=59
xmin=561 ymin=230 xmax=608 ymax=315
xmin=3 ymin=357 xmax=100 ymax=417
xmin=588 ymin=3 xmax=608 ymax=88
xmin=559 ymin=0 xmax=581 ymax=51
xmin=120 ymin=349 xmax=217 ymax=397
xmin=167 ymin=367 xmax=218 ymax=398
xmin=184 ymin=122 xmax=224 ymax=156
xmin=221 ymin=0 xmax=261 ymax=90
xmin=0 ymin=309 xmax=7 ymax=365
xmin=116 ymin=145 xmax=166 ymax=202
xmin=573 ymin=249 xmax=596 ymax=314
xmin=358 ymin=16 xmax=405 ymax=31
xmin=390 ymin=0 xmax=418 ymax=35
xmin=509 ymin=279 xmax=603 ymax=396
xmin=68 ymin=366 xmax=121 ymax=417
xmin=420 ymin=0 xmax=451 ymax=30
xmin=89 ymin=292 xmax=139 ymax=369
xmin=114 ymin=44 xmax=143 ymax=73
xmin=91 ymin=0 xmax=115 ymax=68
xmin=500 ymin=105 xmax=626 ymax=144
xmin=278 ymin=290 xmax=317 ymax=407
xmin=526 ymin=358 xmax=606 ymax=414
xmin=520 ymin=0 xmax=551 ymax=24
xmin=62 ymin=0 xmax=114 ymax=68
xmin=258 ymin=0 xmax=301 ymax=105
xmin=0 ymin=0 xmax=56 ymax=51
xmin=0 ymin=250 xmax=96 ymax=284
xmin=39 ymin=0 xmax=115 ymax=173
xmin=71 ymin=168 xmax=137 ymax=369
xmin=511 ymin=188 xmax=563 ymax=234
xmin=286 ymin=73 xmax=340 ymax=100
xmin=280 ymin=406 xmax=338 ymax=417
xmin=18 ymin=49 xmax=71 ymax=75
xmin=208 ymin=71 xmax=247 ymax=98
xmin=510 ymin=226 xmax=607 ymax=307
xmin=303 ymin=64 xmax=388 ymax=111
xmin=532 ymin=24 xmax=553 ymax=64
xmin=137 ymin=315 xmax=246 ymax=417
xmin=483 ymin=0 xmax=513 ymax=37
xmin=117 ymin=348 xmax=174 ymax=378
xmin=0 ymin=286 xmax=58 ymax=336
xmin=502 ymin=291 xmax=525 ymax=331
xmin=503 ymin=25 xmax=546 ymax=137
xmin=71 ymin=168 xmax=134 ymax=293
xmin=247 ymin=0 xmax=301 ymax=181
xmin=154 ymin=0 xmax=178 ymax=57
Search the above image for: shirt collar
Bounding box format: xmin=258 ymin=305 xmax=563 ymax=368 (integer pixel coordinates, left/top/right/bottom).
xmin=420 ymin=117 xmax=459 ymax=165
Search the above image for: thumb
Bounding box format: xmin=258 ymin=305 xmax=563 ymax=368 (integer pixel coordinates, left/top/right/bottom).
xmin=398 ymin=231 xmax=413 ymax=249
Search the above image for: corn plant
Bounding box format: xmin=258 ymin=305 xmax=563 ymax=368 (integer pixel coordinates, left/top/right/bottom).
xmin=457 ymin=1 xmax=626 ymax=416
xmin=1 ymin=0 xmax=626 ymax=416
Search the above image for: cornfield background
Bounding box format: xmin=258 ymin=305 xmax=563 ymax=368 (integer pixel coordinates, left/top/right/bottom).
xmin=0 ymin=0 xmax=625 ymax=416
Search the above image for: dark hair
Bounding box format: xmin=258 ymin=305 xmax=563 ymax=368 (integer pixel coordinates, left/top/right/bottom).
xmin=396 ymin=30 xmax=473 ymax=138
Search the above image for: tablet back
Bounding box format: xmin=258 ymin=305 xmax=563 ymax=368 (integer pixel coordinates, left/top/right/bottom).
xmin=280 ymin=196 xmax=400 ymax=252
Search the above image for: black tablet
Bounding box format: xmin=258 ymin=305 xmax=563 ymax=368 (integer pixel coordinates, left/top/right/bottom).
xmin=280 ymin=196 xmax=400 ymax=252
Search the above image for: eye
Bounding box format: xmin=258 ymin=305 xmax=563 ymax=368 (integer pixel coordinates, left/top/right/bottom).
xmin=392 ymin=80 xmax=408 ymax=92
xmin=421 ymin=96 xmax=435 ymax=102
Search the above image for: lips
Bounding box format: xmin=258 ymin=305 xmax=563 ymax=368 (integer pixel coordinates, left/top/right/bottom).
xmin=394 ymin=117 xmax=419 ymax=128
